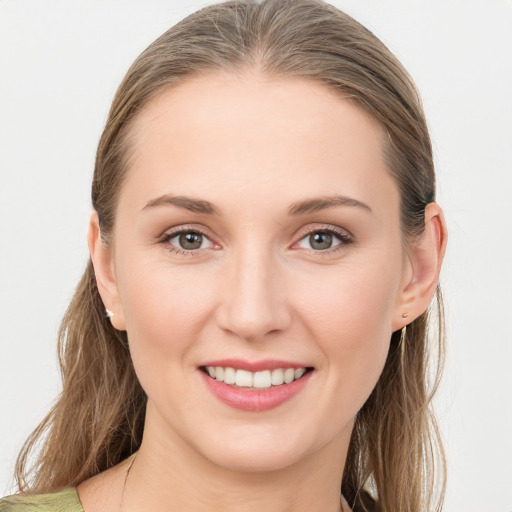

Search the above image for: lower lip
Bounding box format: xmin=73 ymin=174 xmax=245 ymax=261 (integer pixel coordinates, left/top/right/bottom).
xmin=200 ymin=370 xmax=313 ymax=412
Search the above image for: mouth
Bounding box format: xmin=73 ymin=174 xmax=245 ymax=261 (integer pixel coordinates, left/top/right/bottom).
xmin=198 ymin=360 xmax=315 ymax=412
xmin=200 ymin=365 xmax=314 ymax=389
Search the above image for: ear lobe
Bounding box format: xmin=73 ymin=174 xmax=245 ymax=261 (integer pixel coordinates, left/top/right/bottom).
xmin=88 ymin=211 xmax=126 ymax=331
xmin=393 ymin=202 xmax=447 ymax=331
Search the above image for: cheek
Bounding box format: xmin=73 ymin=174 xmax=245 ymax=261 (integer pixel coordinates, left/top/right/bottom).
xmin=294 ymin=256 xmax=401 ymax=407
xmin=116 ymin=260 xmax=217 ymax=386
xmin=297 ymin=254 xmax=399 ymax=338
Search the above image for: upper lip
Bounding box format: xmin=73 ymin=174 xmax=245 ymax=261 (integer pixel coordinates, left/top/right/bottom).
xmin=200 ymin=359 xmax=312 ymax=372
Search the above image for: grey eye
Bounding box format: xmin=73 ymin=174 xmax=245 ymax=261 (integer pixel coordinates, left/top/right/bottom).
xmin=167 ymin=231 xmax=214 ymax=251
xmin=297 ymin=230 xmax=343 ymax=251
xmin=309 ymin=232 xmax=333 ymax=250
xmin=179 ymin=232 xmax=203 ymax=250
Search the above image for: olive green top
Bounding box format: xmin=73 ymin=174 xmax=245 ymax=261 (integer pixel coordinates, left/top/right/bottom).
xmin=0 ymin=488 xmax=84 ymax=512
xmin=0 ymin=488 xmax=375 ymax=512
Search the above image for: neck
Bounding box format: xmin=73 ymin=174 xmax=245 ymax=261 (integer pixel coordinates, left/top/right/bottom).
xmin=123 ymin=406 xmax=351 ymax=512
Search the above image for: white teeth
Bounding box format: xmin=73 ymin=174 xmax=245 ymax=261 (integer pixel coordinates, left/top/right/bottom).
xmin=205 ymin=366 xmax=308 ymax=388
xmin=271 ymin=368 xmax=284 ymax=386
xmin=235 ymin=369 xmax=253 ymax=387
xmin=224 ymin=367 xmax=236 ymax=385
xmin=283 ymin=368 xmax=295 ymax=384
xmin=294 ymin=368 xmax=305 ymax=379
xmin=253 ymin=370 xmax=272 ymax=389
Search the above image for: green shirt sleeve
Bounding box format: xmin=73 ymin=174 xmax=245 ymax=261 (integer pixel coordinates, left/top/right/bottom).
xmin=0 ymin=488 xmax=84 ymax=512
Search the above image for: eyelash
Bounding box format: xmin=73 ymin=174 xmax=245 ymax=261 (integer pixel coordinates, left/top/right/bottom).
xmin=158 ymin=226 xmax=216 ymax=257
xmin=295 ymin=226 xmax=353 ymax=255
xmin=158 ymin=225 xmax=353 ymax=257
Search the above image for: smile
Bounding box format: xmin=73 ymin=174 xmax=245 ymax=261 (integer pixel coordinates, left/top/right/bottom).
xmin=199 ymin=361 xmax=314 ymax=412
xmin=203 ymin=366 xmax=310 ymax=389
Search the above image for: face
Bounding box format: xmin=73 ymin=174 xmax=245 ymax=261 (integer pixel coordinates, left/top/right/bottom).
xmin=107 ymin=71 xmax=409 ymax=472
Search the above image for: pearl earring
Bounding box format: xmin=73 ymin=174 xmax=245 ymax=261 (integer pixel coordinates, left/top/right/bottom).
xmin=105 ymin=308 xmax=115 ymax=319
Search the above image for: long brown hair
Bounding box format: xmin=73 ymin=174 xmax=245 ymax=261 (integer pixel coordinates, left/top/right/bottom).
xmin=15 ymin=1 xmax=446 ymax=510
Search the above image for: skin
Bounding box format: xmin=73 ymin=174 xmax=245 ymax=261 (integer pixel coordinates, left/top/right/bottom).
xmin=80 ymin=70 xmax=447 ymax=512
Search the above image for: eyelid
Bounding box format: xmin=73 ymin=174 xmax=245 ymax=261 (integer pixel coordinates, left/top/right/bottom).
xmin=158 ymin=223 xmax=353 ymax=256
xmin=292 ymin=224 xmax=353 ymax=254
xmin=160 ymin=224 xmax=214 ymax=241
xmin=159 ymin=224 xmax=220 ymax=254
xmin=293 ymin=223 xmax=352 ymax=241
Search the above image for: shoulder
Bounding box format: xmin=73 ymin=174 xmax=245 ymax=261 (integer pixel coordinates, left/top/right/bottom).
xmin=0 ymin=488 xmax=84 ymax=512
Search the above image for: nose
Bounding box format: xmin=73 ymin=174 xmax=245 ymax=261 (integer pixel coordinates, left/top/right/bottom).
xmin=215 ymin=245 xmax=292 ymax=342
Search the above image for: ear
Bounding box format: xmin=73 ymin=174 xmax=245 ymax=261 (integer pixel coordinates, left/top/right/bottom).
xmin=88 ymin=211 xmax=126 ymax=331
xmin=392 ymin=202 xmax=447 ymax=331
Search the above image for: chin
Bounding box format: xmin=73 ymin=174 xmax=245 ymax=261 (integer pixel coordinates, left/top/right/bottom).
xmin=191 ymin=424 xmax=322 ymax=474
xmin=205 ymin=445 xmax=304 ymax=474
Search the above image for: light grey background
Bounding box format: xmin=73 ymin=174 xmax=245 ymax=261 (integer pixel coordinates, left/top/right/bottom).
xmin=1 ymin=1 xmax=511 ymax=510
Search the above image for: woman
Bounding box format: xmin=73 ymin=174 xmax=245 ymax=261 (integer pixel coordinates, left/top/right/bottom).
xmin=1 ymin=0 xmax=447 ymax=511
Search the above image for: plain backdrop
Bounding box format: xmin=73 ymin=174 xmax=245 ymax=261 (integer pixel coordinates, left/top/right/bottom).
xmin=1 ymin=1 xmax=511 ymax=510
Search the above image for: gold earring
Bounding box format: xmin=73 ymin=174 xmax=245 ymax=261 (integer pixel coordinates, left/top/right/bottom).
xmin=105 ymin=308 xmax=115 ymax=319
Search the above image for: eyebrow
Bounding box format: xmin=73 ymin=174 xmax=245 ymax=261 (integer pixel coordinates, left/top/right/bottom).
xmin=142 ymin=193 xmax=372 ymax=216
xmin=287 ymin=195 xmax=373 ymax=216
xmin=142 ymin=194 xmax=221 ymax=215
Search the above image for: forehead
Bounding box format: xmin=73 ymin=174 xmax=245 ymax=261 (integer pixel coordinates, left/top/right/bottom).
xmin=120 ymin=70 xmax=399 ymax=218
